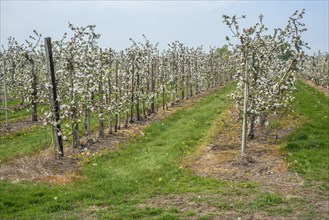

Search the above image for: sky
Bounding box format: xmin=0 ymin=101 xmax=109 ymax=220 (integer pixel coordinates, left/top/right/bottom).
xmin=1 ymin=0 xmax=328 ymax=54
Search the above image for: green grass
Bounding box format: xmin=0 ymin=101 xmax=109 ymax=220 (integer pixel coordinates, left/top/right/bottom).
xmin=0 ymin=99 xmax=49 ymax=123
xmin=0 ymin=126 xmax=52 ymax=163
xmin=0 ymin=111 xmax=102 ymax=163
xmin=0 ymin=84 xmax=236 ymax=219
xmin=284 ymin=81 xmax=329 ymax=189
xmin=0 ymin=89 xmax=205 ymax=163
xmin=0 ymin=81 xmax=328 ymax=219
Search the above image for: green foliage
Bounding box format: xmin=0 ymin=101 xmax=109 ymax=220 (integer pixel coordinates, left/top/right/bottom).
xmin=215 ymin=45 xmax=230 ymax=55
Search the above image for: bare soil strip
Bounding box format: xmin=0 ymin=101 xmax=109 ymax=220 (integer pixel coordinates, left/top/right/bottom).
xmin=0 ymin=120 xmax=42 ymax=137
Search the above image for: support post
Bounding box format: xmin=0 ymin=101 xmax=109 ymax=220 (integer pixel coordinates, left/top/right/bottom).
xmin=3 ymin=58 xmax=8 ymax=129
xmin=44 ymin=37 xmax=64 ymax=157
xmin=115 ymin=59 xmax=119 ymax=132
xmin=241 ymin=50 xmax=249 ymax=154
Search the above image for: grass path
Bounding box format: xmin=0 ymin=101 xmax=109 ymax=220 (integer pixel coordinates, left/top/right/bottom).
xmin=0 ymin=81 xmax=328 ymax=219
xmin=285 ymin=81 xmax=329 ymax=189
xmin=0 ymin=84 xmax=237 ymax=219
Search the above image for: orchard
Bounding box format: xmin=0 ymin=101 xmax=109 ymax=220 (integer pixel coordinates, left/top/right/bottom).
xmin=0 ymin=7 xmax=328 ymax=219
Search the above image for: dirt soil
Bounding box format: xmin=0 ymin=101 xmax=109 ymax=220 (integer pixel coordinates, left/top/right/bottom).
xmin=0 ymin=89 xmax=215 ymax=184
xmin=139 ymin=82 xmax=329 ymax=219
xmin=139 ymin=108 xmax=328 ymax=219
xmin=181 ymin=109 xmax=327 ymax=219
xmin=189 ymin=109 xmax=303 ymax=191
xmin=140 ymin=193 xmax=274 ymax=220
xmin=0 ymin=120 xmax=43 ymax=137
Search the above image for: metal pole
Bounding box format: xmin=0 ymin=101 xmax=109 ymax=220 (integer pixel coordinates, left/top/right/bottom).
xmin=241 ymin=50 xmax=249 ymax=154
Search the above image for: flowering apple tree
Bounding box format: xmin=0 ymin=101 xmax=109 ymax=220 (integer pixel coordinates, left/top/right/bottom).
xmin=223 ymin=9 xmax=308 ymax=152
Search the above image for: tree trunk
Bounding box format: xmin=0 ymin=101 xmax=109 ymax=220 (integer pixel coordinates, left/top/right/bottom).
xmin=109 ymin=113 xmax=113 ymax=134
xmin=125 ymin=71 xmax=129 ymax=128
xmin=31 ymin=61 xmax=38 ymax=122
xmin=85 ymin=108 xmax=91 ymax=136
xmin=3 ymin=58 xmax=8 ymax=129
xmin=142 ymin=87 xmax=147 ymax=119
xmin=108 ymin=71 xmax=113 ymax=135
xmin=98 ymin=70 xmax=104 ymax=138
xmin=248 ymin=113 xmax=255 ymax=140
xmin=151 ymin=62 xmax=155 ymax=113
xmin=69 ymin=63 xmax=80 ymax=148
xmin=181 ymin=59 xmax=185 ymax=100
xmin=130 ymin=56 xmax=135 ymax=123
xmin=156 ymin=91 xmax=159 ymax=112
xmin=136 ymin=69 xmax=141 ymax=121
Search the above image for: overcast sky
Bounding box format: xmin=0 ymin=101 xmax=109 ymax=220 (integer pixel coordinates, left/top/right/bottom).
xmin=1 ymin=1 xmax=328 ymax=54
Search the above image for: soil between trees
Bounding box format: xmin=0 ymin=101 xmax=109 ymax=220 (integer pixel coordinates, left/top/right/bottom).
xmin=139 ymin=107 xmax=328 ymax=219
xmin=188 ymin=108 xmax=304 ymax=190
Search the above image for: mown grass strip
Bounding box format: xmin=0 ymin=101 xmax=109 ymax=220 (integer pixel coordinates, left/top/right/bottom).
xmin=0 ymin=126 xmax=52 ymax=163
xmin=0 ymin=84 xmax=236 ymax=219
xmin=0 ymin=102 xmax=49 ymax=124
xmin=284 ymin=81 xmax=329 ymax=189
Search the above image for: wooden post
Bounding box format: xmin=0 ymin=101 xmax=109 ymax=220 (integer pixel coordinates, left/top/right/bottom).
xmin=3 ymin=58 xmax=8 ymax=129
xmin=44 ymin=37 xmax=64 ymax=157
xmin=44 ymin=45 xmax=57 ymax=157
